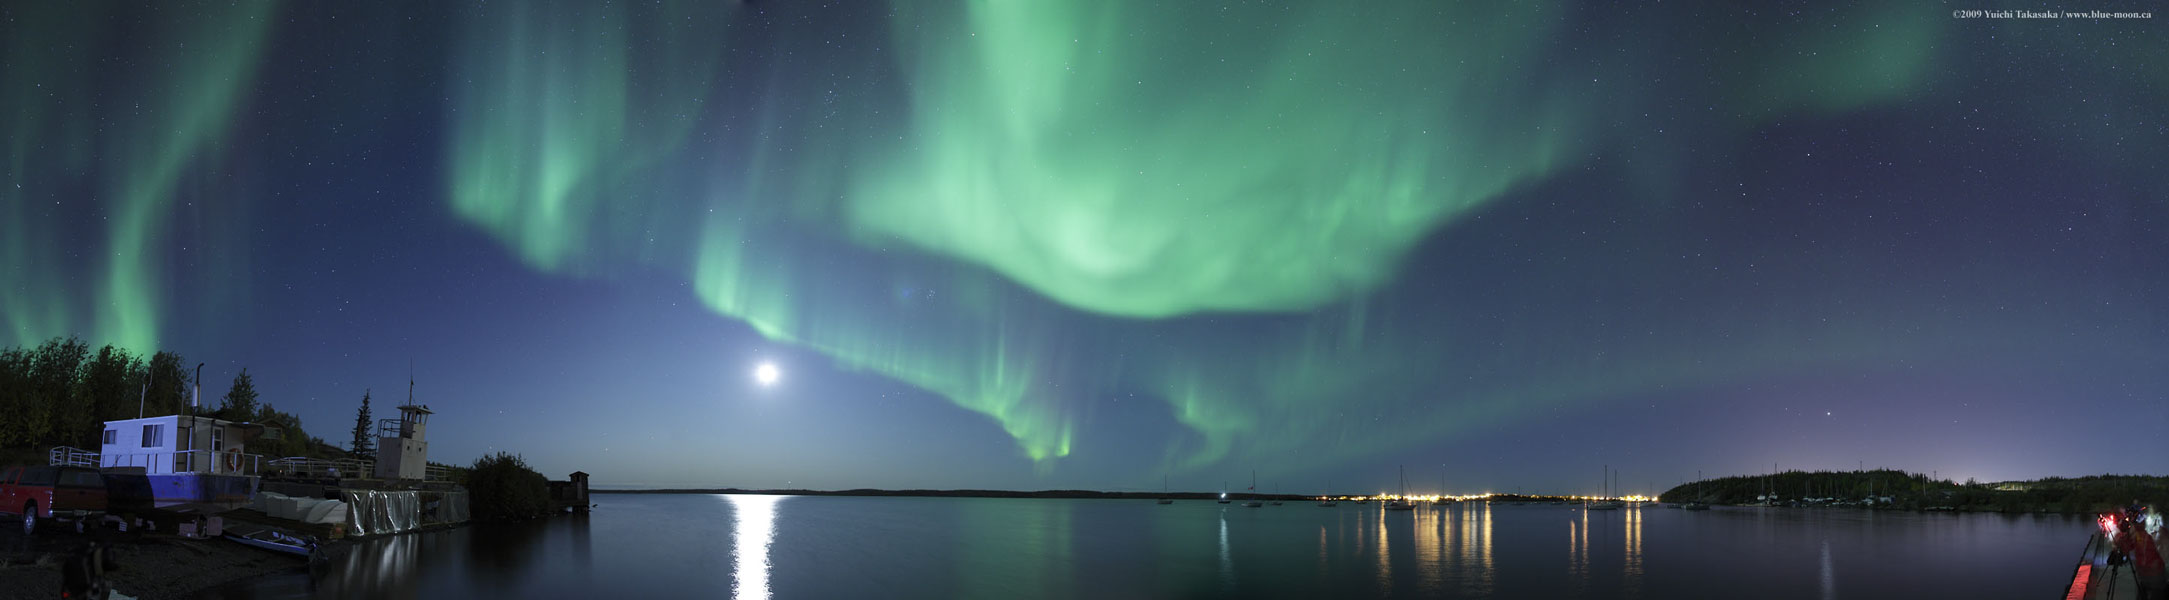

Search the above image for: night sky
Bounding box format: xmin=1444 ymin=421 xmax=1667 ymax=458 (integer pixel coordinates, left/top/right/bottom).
xmin=4 ymin=2 xmax=2164 ymax=495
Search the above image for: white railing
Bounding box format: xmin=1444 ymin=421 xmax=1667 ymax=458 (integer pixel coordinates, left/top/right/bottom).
xmin=98 ymin=449 xmax=264 ymax=476
xmin=49 ymin=446 xmax=99 ymax=468
xmin=426 ymin=464 xmax=458 ymax=482
xmin=265 ymin=456 xmax=374 ymax=479
xmin=56 ymin=445 xmax=454 ymax=482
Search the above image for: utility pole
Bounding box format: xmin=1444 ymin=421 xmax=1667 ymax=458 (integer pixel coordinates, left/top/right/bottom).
xmin=191 ymin=363 xmax=204 ymax=458
xmin=138 ymin=368 xmax=154 ymax=419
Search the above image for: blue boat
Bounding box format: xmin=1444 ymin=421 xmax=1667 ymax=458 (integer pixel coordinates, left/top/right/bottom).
xmin=225 ymin=524 xmax=316 ymax=557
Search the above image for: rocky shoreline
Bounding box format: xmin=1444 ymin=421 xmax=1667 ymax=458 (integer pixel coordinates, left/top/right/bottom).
xmin=0 ymin=525 xmax=304 ymax=600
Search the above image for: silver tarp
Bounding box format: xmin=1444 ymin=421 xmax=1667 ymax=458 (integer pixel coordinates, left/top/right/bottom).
xmin=343 ymin=489 xmax=420 ymax=536
xmin=341 ymin=489 xmax=470 ymax=536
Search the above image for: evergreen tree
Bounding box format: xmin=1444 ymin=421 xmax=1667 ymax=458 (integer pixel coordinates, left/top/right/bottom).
xmin=351 ymin=389 xmax=376 ymax=459
xmin=222 ymin=367 xmax=260 ymax=420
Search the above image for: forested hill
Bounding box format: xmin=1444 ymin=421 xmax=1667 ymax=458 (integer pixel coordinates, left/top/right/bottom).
xmin=0 ymin=336 xmax=340 ymax=460
xmin=1659 ymin=469 xmax=2168 ymax=513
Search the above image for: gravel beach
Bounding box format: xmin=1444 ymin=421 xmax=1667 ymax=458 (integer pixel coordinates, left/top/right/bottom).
xmin=0 ymin=523 xmax=303 ymax=600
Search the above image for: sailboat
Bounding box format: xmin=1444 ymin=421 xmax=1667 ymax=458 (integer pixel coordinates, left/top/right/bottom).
xmin=1318 ymin=479 xmax=1339 ymax=507
xmin=1384 ymin=466 xmax=1416 ymax=511
xmin=1682 ymin=469 xmax=1710 ymax=510
xmin=1243 ymin=470 xmax=1264 ymax=507
xmin=1434 ymin=470 xmax=1456 ymax=509
xmin=1588 ymin=465 xmax=1623 ymax=510
xmin=1218 ymin=481 xmax=1232 ymax=504
xmin=1157 ymin=475 xmax=1174 ymax=505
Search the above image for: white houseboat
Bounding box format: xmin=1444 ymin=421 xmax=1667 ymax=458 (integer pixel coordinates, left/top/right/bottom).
xmin=86 ymin=415 xmax=271 ymax=508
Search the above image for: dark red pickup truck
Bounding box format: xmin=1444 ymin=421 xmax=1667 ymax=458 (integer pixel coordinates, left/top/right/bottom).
xmin=0 ymin=465 xmax=108 ymax=535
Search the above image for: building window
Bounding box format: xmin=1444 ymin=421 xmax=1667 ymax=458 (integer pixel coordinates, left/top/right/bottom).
xmin=102 ymin=429 xmax=116 ymax=445
xmin=141 ymin=424 xmax=162 ymax=447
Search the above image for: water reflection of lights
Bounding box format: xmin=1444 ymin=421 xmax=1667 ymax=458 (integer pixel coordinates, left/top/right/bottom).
xmin=1218 ymin=509 xmax=1233 ymax=585
xmin=1415 ymin=504 xmax=1443 ymax=594
xmin=1819 ymin=540 xmax=1835 ymax=600
xmin=1453 ymin=501 xmax=1492 ymax=594
xmin=727 ymin=494 xmax=782 ymax=600
xmin=1318 ymin=525 xmax=1328 ymax=574
xmin=1624 ymin=504 xmax=1643 ymax=596
xmin=1569 ymin=514 xmax=1586 ymax=580
xmin=1375 ymin=500 xmax=1392 ymax=591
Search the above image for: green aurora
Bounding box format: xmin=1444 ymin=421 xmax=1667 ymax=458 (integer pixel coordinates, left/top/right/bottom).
xmin=1 ymin=4 xmax=273 ymax=352
xmin=11 ymin=1 xmax=2161 ymax=481
xmin=434 ymin=1 xmax=1961 ymax=470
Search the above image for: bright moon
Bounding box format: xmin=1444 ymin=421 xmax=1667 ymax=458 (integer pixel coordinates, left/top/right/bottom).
xmin=754 ymin=362 xmax=781 ymax=386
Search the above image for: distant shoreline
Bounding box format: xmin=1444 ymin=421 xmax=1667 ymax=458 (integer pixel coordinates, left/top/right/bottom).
xmin=591 ymin=489 xmax=1584 ymax=502
xmin=593 ymin=488 xmax=1317 ymax=500
xmin=591 ymin=486 xmax=2156 ymax=514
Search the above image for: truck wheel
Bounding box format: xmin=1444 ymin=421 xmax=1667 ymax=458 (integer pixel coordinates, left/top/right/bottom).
xmin=21 ymin=501 xmax=35 ymax=535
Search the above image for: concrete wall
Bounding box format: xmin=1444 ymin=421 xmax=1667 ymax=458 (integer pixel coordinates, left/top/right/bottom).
xmin=374 ymin=437 xmax=428 ymax=480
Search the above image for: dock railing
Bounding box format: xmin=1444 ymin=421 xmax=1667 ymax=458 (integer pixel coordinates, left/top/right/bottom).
xmin=49 ymin=446 xmax=99 ymax=468
xmin=57 ymin=445 xmax=455 ymax=483
xmin=426 ymin=464 xmax=458 ymax=483
xmin=97 ymin=449 xmax=264 ymax=476
xmin=266 ymin=456 xmax=374 ymax=480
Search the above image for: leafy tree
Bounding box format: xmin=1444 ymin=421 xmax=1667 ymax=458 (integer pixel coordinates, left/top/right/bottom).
xmin=350 ymin=389 xmax=376 ymax=459
xmin=221 ymin=367 xmax=259 ymax=420
xmin=0 ymin=345 xmax=37 ymax=447
xmin=70 ymin=345 xmax=142 ymax=447
xmin=249 ymin=403 xmax=309 ymax=458
xmin=27 ymin=337 xmax=91 ymax=447
xmin=143 ymin=351 xmax=193 ymax=418
xmin=468 ymin=452 xmax=551 ymax=521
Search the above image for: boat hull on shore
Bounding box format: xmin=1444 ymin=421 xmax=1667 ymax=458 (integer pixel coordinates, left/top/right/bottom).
xmin=225 ymin=525 xmax=315 ymax=557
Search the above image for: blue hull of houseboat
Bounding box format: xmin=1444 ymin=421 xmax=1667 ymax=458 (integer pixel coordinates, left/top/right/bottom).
xmin=104 ymin=473 xmax=259 ymax=509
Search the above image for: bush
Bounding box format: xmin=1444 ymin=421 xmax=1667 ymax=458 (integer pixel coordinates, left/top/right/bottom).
xmin=467 ymin=452 xmax=551 ymax=522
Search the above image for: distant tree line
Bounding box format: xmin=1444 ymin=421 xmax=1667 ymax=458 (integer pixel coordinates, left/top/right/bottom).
xmin=0 ymin=336 xmax=341 ymax=460
xmin=1659 ymin=468 xmax=2168 ymax=513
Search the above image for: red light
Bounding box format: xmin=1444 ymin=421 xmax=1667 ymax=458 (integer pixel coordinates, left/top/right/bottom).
xmin=2064 ymin=564 xmax=2091 ymax=600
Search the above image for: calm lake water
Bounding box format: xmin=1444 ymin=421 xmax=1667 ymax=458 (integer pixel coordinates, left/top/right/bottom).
xmin=202 ymin=494 xmax=2091 ymax=599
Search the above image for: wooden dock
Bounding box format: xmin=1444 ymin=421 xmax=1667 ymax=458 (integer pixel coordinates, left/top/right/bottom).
xmin=2066 ymin=528 xmax=2167 ymax=599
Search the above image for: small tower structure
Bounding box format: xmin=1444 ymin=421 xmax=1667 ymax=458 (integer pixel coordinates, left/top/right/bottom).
xmin=375 ymin=381 xmax=433 ymax=480
xmin=568 ymin=471 xmax=590 ymax=512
